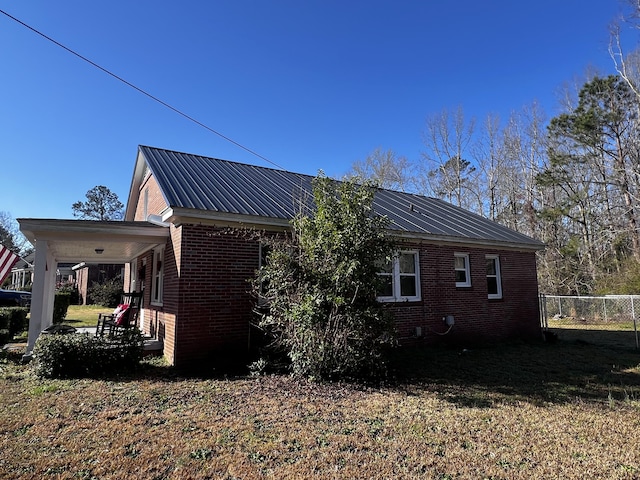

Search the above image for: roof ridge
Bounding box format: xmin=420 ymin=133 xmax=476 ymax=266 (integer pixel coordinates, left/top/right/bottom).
xmin=138 ymin=145 xmax=544 ymax=248
xmin=138 ymin=145 xmax=315 ymax=180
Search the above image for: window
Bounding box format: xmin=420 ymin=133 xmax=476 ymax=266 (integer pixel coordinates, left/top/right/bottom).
xmin=486 ymin=255 xmax=502 ymax=299
xmin=259 ymin=243 xmax=270 ymax=269
xmin=377 ymin=251 xmax=421 ymax=302
xmin=454 ymin=253 xmax=471 ymax=287
xmin=151 ymin=247 xmax=164 ymax=305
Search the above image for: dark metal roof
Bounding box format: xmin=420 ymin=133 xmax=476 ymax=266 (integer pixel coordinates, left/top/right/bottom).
xmin=139 ymin=146 xmax=544 ymax=249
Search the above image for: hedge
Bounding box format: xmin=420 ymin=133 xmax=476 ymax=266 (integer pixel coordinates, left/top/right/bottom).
xmin=33 ymin=330 xmax=144 ymax=378
xmin=53 ymin=292 xmax=71 ymax=324
xmin=0 ymin=307 xmax=29 ymax=343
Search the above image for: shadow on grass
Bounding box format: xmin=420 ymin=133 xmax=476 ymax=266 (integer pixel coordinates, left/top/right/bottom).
xmin=109 ymin=329 xmax=640 ymax=409
xmin=389 ymin=330 xmax=640 ymax=408
xmin=9 ymin=328 xmax=639 ymax=409
xmin=62 ymin=319 xmax=84 ymax=325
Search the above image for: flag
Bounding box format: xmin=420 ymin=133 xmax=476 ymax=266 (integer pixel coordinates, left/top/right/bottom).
xmin=0 ymin=244 xmax=20 ymax=286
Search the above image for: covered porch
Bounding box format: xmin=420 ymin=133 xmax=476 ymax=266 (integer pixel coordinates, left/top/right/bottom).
xmin=17 ymin=219 xmax=170 ymax=360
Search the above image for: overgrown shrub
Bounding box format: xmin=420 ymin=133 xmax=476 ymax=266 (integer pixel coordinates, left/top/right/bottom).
xmin=53 ymin=292 xmax=71 ymax=324
xmin=32 ymin=330 xmax=144 ymax=378
xmin=88 ymin=276 xmax=124 ymax=307
xmin=0 ymin=307 xmax=29 ymax=337
xmin=253 ymin=175 xmax=397 ymax=381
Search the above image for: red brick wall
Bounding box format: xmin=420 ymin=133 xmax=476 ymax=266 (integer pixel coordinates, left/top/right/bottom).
xmin=389 ymin=242 xmax=541 ymax=346
xmin=162 ymin=233 xmax=540 ymax=366
xmin=132 ymin=171 xmax=175 ymax=360
xmin=134 ymin=174 xmax=167 ymax=221
xmin=172 ymin=225 xmax=259 ymax=367
xmin=137 ymin=231 xmax=541 ymax=367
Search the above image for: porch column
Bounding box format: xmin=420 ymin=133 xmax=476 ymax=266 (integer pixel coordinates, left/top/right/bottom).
xmin=24 ymin=240 xmax=57 ymax=360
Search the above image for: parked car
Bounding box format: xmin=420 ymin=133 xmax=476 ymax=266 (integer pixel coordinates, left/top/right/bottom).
xmin=0 ymin=289 xmax=31 ymax=307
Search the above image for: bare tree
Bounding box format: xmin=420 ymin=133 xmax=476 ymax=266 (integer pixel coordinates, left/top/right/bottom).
xmin=0 ymin=211 xmax=29 ymax=255
xmin=348 ymin=148 xmax=411 ymax=192
xmin=419 ymin=106 xmax=477 ymax=208
xmin=609 ymin=1 xmax=640 ymax=103
xmin=472 ymin=113 xmax=503 ymax=220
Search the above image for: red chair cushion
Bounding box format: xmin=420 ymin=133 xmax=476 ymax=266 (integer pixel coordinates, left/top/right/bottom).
xmin=114 ymin=304 xmax=131 ymax=326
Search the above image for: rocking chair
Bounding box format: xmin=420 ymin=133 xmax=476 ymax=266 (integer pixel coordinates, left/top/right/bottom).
xmin=95 ymin=291 xmax=143 ymax=338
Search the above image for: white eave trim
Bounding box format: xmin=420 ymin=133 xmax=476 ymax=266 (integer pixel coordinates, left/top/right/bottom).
xmin=18 ymin=219 xmax=171 ymax=241
xmin=166 ymin=207 xmax=291 ymax=230
xmin=391 ymin=230 xmax=546 ymax=251
xmin=163 ymin=208 xmax=544 ymax=251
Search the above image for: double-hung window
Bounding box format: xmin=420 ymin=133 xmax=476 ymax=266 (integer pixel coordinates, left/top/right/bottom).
xmin=377 ymin=251 xmax=421 ymax=302
xmin=454 ymin=253 xmax=471 ymax=287
xmin=486 ymin=255 xmax=502 ymax=299
xmin=151 ymin=247 xmax=165 ymax=305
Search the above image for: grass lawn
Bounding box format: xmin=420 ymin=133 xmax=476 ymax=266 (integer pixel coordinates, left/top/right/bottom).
xmin=1 ymin=333 xmax=639 ymax=479
xmin=63 ymin=305 xmax=112 ymax=328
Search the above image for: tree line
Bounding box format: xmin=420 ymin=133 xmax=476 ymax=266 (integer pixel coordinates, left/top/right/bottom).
xmin=346 ymin=2 xmax=640 ymax=296
xmin=349 ymin=67 xmax=640 ymax=295
xmin=350 ymin=68 xmax=640 ymax=296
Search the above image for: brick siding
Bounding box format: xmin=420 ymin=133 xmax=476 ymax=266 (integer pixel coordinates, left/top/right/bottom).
xmin=134 ymin=174 xmax=166 ymax=221
xmin=138 ymin=225 xmax=259 ymax=367
xmin=157 ymin=233 xmax=540 ymax=367
xmin=134 ymin=174 xmax=541 ymax=367
xmin=390 ymin=242 xmax=541 ymax=347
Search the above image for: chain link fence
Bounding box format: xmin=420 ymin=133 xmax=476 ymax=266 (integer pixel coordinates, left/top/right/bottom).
xmin=540 ymin=295 xmax=639 ymax=349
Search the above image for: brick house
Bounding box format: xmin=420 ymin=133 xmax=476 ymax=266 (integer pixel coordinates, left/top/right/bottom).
xmin=21 ymin=146 xmax=544 ymax=367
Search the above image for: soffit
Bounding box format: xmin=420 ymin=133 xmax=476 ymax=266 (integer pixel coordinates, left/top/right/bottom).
xmin=18 ymin=219 xmax=170 ymax=263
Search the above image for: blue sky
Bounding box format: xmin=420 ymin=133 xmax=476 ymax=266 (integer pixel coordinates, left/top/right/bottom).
xmin=0 ymin=0 xmax=629 ymax=220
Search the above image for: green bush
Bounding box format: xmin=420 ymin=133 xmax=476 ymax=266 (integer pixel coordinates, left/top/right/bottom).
xmin=53 ymin=292 xmax=71 ymax=324
xmin=32 ymin=330 xmax=144 ymax=379
xmin=88 ymin=276 xmax=124 ymax=307
xmin=57 ymin=282 xmax=80 ymax=305
xmin=253 ymin=175 xmax=397 ymax=381
xmin=0 ymin=307 xmax=29 ymax=338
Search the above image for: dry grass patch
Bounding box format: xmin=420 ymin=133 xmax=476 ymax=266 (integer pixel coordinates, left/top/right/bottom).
xmin=1 ymin=336 xmax=639 ymax=479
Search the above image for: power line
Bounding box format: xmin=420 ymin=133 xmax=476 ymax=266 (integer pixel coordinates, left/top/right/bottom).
xmin=0 ymin=8 xmax=284 ymax=170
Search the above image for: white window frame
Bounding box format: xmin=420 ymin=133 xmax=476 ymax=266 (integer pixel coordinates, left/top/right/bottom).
xmin=151 ymin=246 xmax=165 ymax=305
xmin=454 ymin=253 xmax=471 ymax=287
xmin=486 ymin=254 xmax=502 ymax=299
xmin=377 ymin=250 xmax=421 ymax=302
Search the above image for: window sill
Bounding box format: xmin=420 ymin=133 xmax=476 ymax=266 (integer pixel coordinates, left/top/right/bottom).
xmin=377 ymin=297 xmax=422 ymax=303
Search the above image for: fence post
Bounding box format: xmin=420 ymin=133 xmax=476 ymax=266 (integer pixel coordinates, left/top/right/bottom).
xmin=540 ymin=294 xmax=548 ymax=330
xmin=558 ymin=297 xmax=562 ymax=318
xmin=631 ymin=295 xmax=638 ymax=350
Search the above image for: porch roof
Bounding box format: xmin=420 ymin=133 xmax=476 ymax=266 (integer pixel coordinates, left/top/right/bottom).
xmin=18 ymin=219 xmax=170 ymax=264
